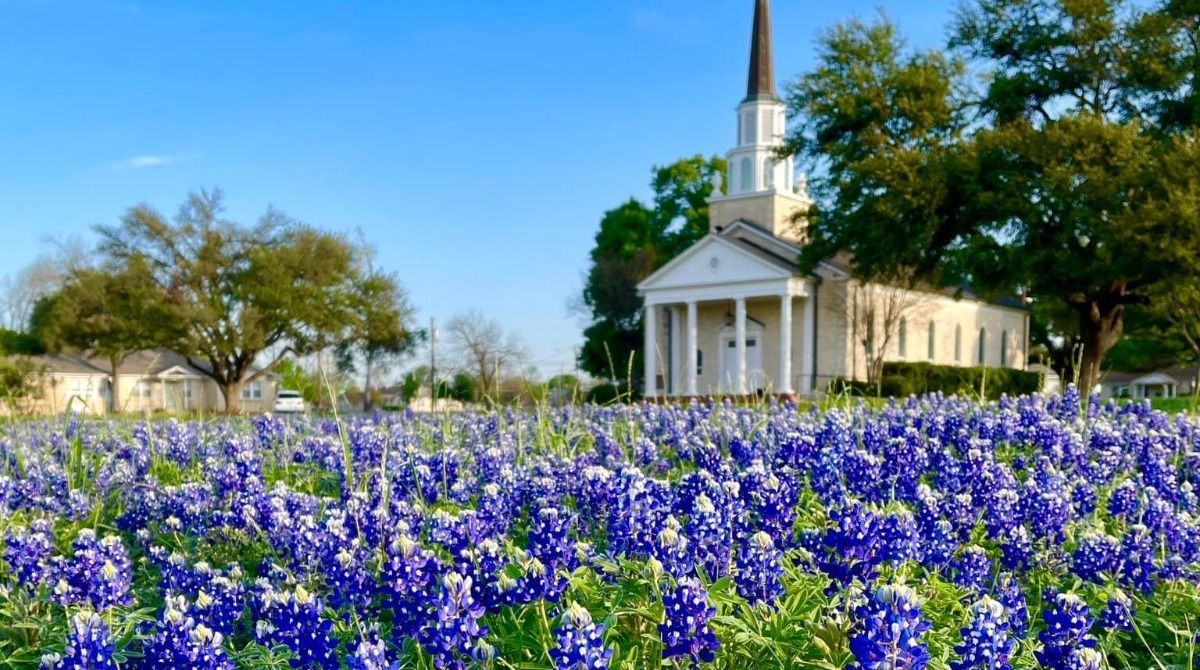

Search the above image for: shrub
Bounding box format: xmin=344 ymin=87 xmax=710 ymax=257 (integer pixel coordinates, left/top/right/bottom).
xmin=834 ymin=362 xmax=1042 ymax=399
xmin=585 ymin=382 xmax=638 ymax=405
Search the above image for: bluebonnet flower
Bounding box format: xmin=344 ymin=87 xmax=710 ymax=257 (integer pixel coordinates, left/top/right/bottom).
xmin=254 ymin=585 xmax=338 ymax=670
xmin=1119 ymin=525 xmax=1158 ymax=595
xmin=1070 ymin=648 xmax=1104 ymax=670
xmin=951 ymin=546 xmax=992 ymax=592
xmin=140 ymin=596 xmax=235 ymax=670
xmin=998 ymin=526 xmax=1033 ymax=572
xmin=381 ymin=534 xmax=439 ymax=642
xmin=418 ymin=572 xmax=488 ymax=670
xmin=735 ymin=531 xmax=784 ymax=608
xmin=193 ymin=574 xmax=245 ymax=635
xmin=51 ymin=530 xmax=132 ymax=610
xmin=817 ymin=502 xmax=881 ymax=589
xmin=551 ymin=602 xmax=611 ymax=670
xmin=659 ymin=576 xmax=720 ymax=665
xmin=1071 ymin=531 xmax=1120 ymax=583
xmin=653 ymin=517 xmax=696 ymax=578
xmin=687 ymin=492 xmax=735 ymax=580
xmin=849 ymin=583 xmax=931 ymax=670
xmin=528 ymin=507 xmax=578 ymax=573
xmin=952 ymin=596 xmax=1014 ymax=670
xmin=324 ymin=542 xmax=373 ymax=610
xmin=1036 ymin=592 xmax=1096 ymax=670
xmin=3 ymin=519 xmax=54 ymax=586
xmin=878 ymin=510 xmax=922 ymax=565
xmin=40 ymin=610 xmax=116 ymax=670
xmin=994 ymin=574 xmax=1028 ymax=640
xmin=1098 ymin=591 xmax=1133 ymax=632
xmin=346 ymin=626 xmax=400 ymax=670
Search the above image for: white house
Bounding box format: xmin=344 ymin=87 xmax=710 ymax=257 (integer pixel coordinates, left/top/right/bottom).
xmin=637 ymin=0 xmax=1030 ymax=398
xmin=1102 ymin=366 xmax=1200 ymax=400
xmin=16 ymin=350 xmax=278 ymax=415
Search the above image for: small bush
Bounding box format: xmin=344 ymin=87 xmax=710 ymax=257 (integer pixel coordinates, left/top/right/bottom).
xmin=834 ymin=362 xmax=1042 ymax=399
xmin=585 ymin=382 xmax=638 ymax=404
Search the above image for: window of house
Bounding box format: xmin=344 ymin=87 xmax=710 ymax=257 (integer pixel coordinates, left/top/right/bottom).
xmin=978 ymin=328 xmax=987 ymax=365
xmin=138 ymin=380 xmax=153 ymax=399
xmin=696 ymin=349 xmax=704 ymax=376
xmin=68 ymin=378 xmax=91 ymax=397
xmin=739 ymin=157 xmax=753 ymax=192
xmin=242 ymin=381 xmax=263 ymax=400
xmin=928 ymin=322 xmax=936 ymax=361
xmin=898 ymin=318 xmax=908 ymax=358
xmin=954 ymin=325 xmax=962 ymax=363
xmin=1001 ymin=330 xmax=1009 ymax=367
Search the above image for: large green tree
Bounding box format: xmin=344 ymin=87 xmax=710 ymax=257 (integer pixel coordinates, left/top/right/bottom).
xmin=97 ymin=189 xmax=385 ymax=413
xmin=787 ymin=2 xmax=1200 ymax=398
xmin=578 ymin=155 xmax=725 ymax=383
xmin=336 ymin=269 xmax=420 ymax=411
xmin=43 ymin=257 xmax=179 ymax=412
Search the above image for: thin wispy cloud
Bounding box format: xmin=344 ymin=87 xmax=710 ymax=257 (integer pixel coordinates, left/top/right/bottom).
xmin=108 ymin=153 xmax=183 ymax=170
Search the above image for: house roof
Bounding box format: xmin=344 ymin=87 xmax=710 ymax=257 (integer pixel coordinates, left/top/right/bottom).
xmin=30 ymin=350 xmax=212 ymax=377
xmin=1103 ymin=366 xmax=1200 ymax=386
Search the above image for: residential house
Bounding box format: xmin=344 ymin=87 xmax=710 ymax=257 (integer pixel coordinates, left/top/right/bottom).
xmin=16 ymin=350 xmax=278 ymax=415
xmin=1101 ymin=366 xmax=1200 ymax=400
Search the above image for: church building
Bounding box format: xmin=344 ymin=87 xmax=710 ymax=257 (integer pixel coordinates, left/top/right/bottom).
xmin=637 ymin=0 xmax=1030 ymax=398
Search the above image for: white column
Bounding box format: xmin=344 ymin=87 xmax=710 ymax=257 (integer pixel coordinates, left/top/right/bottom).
xmin=670 ymin=306 xmax=683 ymax=395
xmin=735 ymin=297 xmax=747 ymax=395
xmin=801 ymin=293 xmax=816 ymax=394
xmin=686 ymin=301 xmax=698 ymax=396
xmin=779 ymin=293 xmax=794 ymax=394
xmin=644 ymin=304 xmax=657 ymax=398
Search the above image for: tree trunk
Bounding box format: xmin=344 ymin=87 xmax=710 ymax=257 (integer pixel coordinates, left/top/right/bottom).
xmin=108 ymin=357 xmax=120 ymax=414
xmin=362 ymin=360 xmax=373 ymax=412
xmin=222 ymin=381 xmax=243 ymax=414
xmin=1076 ymin=299 xmax=1125 ymax=401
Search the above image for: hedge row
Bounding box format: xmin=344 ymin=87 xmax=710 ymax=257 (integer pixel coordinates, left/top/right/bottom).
xmin=833 ymin=361 xmax=1042 ymax=400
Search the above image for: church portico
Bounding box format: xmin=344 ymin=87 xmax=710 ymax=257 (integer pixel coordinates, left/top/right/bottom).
xmin=641 ymin=275 xmax=816 ymax=399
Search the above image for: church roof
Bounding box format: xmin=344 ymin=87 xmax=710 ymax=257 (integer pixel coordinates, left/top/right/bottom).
xmin=745 ymin=0 xmax=778 ymax=102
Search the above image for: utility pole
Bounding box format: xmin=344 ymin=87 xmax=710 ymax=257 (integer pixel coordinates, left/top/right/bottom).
xmin=429 ymin=317 xmax=437 ymax=412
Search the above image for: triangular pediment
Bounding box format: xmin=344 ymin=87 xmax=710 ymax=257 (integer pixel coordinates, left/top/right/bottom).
xmin=638 ymin=235 xmax=794 ymax=292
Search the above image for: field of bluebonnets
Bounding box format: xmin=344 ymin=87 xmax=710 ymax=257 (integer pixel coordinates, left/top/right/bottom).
xmin=2 ymin=388 xmax=1200 ymax=669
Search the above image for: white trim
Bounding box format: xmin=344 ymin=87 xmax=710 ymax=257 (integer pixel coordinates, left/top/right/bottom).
xmin=644 ymin=278 xmax=808 ymax=306
xmin=157 ymin=365 xmax=203 ymax=379
xmin=637 ymin=234 xmax=793 ymax=292
xmin=707 ymin=186 xmax=809 ymax=206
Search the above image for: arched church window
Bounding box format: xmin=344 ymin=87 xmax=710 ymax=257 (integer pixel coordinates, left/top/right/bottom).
xmin=740 ymin=157 xmax=753 ymax=192
xmin=954 ymin=324 xmax=962 ymax=363
xmin=1001 ymin=330 xmax=1009 ymax=367
xmin=978 ymin=327 xmax=987 ymax=365
xmin=898 ymin=318 xmax=908 ymax=358
xmin=762 ymin=158 xmax=774 ymax=189
xmin=742 ymin=111 xmax=756 ymax=144
xmin=696 ymin=349 xmax=704 ymax=376
xmin=928 ymin=322 xmax=936 ymax=361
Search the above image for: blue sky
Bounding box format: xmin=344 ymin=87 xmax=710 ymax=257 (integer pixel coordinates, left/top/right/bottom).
xmin=0 ymin=0 xmax=956 ymax=377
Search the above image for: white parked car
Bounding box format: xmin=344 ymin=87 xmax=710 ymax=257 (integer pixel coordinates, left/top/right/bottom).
xmin=273 ymin=389 xmax=306 ymax=414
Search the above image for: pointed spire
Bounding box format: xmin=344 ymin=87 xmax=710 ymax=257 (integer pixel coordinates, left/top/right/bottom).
xmin=745 ymin=0 xmax=777 ymax=102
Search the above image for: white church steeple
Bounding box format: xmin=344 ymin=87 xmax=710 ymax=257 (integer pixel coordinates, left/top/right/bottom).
xmin=708 ymin=0 xmax=810 ymax=242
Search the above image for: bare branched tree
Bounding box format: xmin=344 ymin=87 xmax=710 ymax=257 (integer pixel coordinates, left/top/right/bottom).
xmin=844 ymin=282 xmax=929 ymax=386
xmin=445 ymin=309 xmax=525 ymax=403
